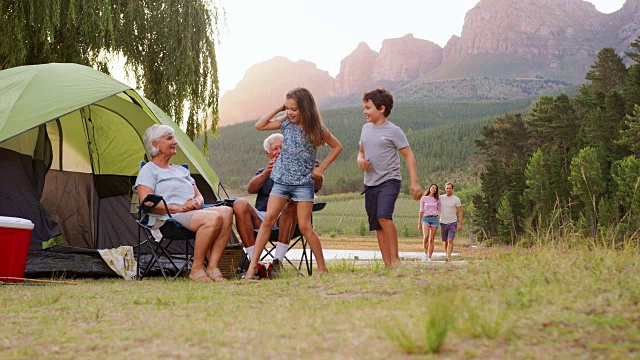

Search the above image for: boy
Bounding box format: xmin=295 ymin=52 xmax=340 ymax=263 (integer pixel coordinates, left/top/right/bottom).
xmin=357 ymin=88 xmax=422 ymax=268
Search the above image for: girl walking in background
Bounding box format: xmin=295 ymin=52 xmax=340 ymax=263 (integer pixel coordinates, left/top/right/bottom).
xmin=419 ymin=184 xmax=440 ymax=262
xmin=244 ymin=87 xmax=342 ymax=279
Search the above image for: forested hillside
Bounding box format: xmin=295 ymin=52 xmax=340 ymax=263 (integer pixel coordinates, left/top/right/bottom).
xmin=473 ymin=45 xmax=640 ymax=243
xmin=207 ymin=99 xmax=533 ymax=194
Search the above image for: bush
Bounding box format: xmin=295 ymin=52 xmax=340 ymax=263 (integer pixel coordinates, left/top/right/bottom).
xmin=359 ymin=220 xmax=367 ymax=236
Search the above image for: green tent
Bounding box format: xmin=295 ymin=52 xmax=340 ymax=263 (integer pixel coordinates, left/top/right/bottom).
xmin=0 ymin=63 xmax=223 ymax=276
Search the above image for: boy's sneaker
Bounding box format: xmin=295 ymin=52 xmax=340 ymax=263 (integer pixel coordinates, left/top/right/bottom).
xmin=268 ymin=259 xmax=283 ymax=279
xmin=427 ymin=257 xmax=432 ymax=262
xmin=256 ymin=263 xmax=268 ymax=279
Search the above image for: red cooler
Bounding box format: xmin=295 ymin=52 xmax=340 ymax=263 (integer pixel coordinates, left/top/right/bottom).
xmin=0 ymin=216 xmax=34 ymax=283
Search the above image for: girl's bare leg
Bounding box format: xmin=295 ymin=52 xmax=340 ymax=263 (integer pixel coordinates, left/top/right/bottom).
xmin=296 ymin=201 xmax=328 ymax=273
xmin=244 ymin=196 xmax=289 ymax=278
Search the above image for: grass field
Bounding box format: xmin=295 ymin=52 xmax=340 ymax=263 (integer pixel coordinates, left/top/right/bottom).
xmin=2 ymin=241 xmax=639 ymax=359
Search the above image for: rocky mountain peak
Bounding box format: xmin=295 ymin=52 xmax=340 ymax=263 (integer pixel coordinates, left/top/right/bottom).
xmin=334 ymin=42 xmax=378 ymax=96
xmin=373 ymin=33 xmax=443 ymax=83
xmin=444 ymin=0 xmax=606 ymax=64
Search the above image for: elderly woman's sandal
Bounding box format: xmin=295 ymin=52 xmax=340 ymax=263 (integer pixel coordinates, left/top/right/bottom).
xmin=207 ymin=268 xmax=227 ymax=282
xmin=189 ymin=269 xmax=212 ymax=283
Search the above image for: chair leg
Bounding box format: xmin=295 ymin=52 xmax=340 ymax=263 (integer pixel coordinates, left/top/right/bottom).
xmin=282 ymin=236 xmax=306 ymax=277
xmin=300 ymin=236 xmax=313 ymax=276
xmin=260 ymin=240 xmax=278 ymax=262
xmin=143 ymin=240 xmax=168 ymax=280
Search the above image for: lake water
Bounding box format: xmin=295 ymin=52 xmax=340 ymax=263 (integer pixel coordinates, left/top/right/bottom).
xmin=261 ymin=249 xmax=457 ymax=261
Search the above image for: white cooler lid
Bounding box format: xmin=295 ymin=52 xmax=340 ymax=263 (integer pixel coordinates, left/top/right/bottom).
xmin=0 ymin=216 xmax=34 ymax=230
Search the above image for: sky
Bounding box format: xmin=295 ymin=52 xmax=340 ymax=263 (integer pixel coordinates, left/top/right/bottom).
xmin=215 ymin=0 xmax=626 ymax=95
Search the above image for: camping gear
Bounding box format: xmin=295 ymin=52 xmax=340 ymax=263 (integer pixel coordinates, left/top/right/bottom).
xmin=136 ymin=192 xmax=196 ymax=280
xmin=0 ymin=216 xmax=34 ymax=283
xmin=0 ymin=63 xmax=228 ymax=277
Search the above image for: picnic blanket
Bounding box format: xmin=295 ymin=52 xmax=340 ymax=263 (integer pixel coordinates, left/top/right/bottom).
xmin=98 ymin=246 xmax=138 ymax=280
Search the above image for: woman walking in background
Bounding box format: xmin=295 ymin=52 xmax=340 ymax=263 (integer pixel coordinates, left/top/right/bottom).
xmin=419 ymin=184 xmax=440 ymax=262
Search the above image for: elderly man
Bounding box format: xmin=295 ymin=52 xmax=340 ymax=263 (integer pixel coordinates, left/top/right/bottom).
xmin=233 ymin=133 xmax=323 ymax=278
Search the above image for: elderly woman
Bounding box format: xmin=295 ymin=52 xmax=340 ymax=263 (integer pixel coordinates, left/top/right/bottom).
xmin=135 ymin=124 xmax=233 ymax=282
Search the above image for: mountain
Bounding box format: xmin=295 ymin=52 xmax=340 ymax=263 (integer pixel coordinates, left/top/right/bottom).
xmin=218 ymin=57 xmax=334 ymax=126
xmin=219 ymin=0 xmax=640 ymax=126
xmin=420 ymin=0 xmax=611 ymax=83
xmin=614 ymin=0 xmax=640 ymax=57
xmin=333 ymin=34 xmax=443 ymax=97
xmin=334 ymin=42 xmax=377 ymax=96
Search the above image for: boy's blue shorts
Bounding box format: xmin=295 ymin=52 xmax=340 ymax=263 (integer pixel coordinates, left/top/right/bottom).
xmin=363 ymin=179 xmax=401 ymax=231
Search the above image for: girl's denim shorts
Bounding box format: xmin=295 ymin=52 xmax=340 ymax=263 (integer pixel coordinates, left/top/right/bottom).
xmin=270 ymin=182 xmax=314 ymax=202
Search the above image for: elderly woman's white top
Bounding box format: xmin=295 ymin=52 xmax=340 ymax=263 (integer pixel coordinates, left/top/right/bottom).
xmin=134 ymin=162 xmax=196 ymax=226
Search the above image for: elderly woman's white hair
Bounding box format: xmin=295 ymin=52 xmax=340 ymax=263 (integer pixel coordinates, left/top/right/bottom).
xmin=143 ymin=124 xmax=175 ymax=157
xmin=263 ymin=133 xmax=284 ymax=152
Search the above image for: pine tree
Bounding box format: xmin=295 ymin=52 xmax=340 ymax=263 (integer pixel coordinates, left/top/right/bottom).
xmin=625 ymin=35 xmax=640 ymax=64
xmin=525 ymin=93 xmax=579 ymax=173
xmin=475 ymin=113 xmax=532 ymax=242
xmin=618 ymin=105 xmax=640 ymax=156
xmin=569 ymin=147 xmax=606 ymax=236
xmin=623 ymin=64 xmax=640 ymax=111
xmin=611 ymin=156 xmax=640 ymax=229
xmin=585 ymin=48 xmax=627 ymax=94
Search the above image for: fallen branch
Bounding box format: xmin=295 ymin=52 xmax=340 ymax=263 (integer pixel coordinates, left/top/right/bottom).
xmin=0 ymin=277 xmax=78 ymax=285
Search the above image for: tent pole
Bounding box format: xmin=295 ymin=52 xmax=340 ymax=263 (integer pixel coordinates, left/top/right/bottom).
xmin=81 ymin=107 xmax=100 ymax=250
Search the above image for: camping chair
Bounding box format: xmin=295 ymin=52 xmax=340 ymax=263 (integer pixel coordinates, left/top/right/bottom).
xmin=257 ymin=201 xmax=326 ymax=276
xmin=136 ymin=193 xmax=196 ymax=280
xmin=135 ymin=162 xmax=244 ymax=280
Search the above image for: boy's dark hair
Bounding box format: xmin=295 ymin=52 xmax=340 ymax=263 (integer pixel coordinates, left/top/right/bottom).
xmin=362 ymin=88 xmax=393 ymax=117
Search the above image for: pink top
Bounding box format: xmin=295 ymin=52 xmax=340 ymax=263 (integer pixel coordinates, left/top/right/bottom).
xmin=420 ymin=196 xmax=440 ymax=216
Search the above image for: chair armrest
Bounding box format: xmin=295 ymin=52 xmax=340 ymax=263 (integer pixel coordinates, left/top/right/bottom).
xmin=139 ymin=193 xmax=167 ymax=214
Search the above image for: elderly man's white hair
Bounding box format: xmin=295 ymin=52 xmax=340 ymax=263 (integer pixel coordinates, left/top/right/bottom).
xmin=263 ymin=133 xmax=284 ymax=152
xmin=143 ymin=124 xmax=175 ymax=157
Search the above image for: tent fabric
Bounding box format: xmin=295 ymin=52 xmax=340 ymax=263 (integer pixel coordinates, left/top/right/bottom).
xmin=0 ymin=63 xmax=219 ymax=187
xmin=0 ymin=147 xmax=61 ymax=250
xmin=0 ymin=63 xmax=225 ymax=277
xmin=0 ymin=64 xmax=130 ymax=143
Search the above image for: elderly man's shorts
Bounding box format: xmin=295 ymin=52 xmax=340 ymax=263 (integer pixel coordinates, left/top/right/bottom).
xmin=270 ymin=182 xmax=314 ymax=202
xmin=152 ymin=211 xmax=196 ymax=231
xmin=253 ymin=208 xmax=280 ymax=230
xmin=364 ymin=179 xmax=401 ymax=231
xmin=441 ymin=222 xmax=457 ymax=242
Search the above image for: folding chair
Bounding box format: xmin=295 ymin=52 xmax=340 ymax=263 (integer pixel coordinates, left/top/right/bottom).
xmin=136 ymin=193 xmax=197 ymax=280
xmin=258 ymin=201 xmax=326 ymax=276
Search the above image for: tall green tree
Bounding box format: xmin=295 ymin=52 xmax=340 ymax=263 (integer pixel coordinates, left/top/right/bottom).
xmin=611 ymin=156 xmax=640 ymax=229
xmin=525 ymin=93 xmax=579 ymax=173
xmin=0 ymin=0 xmax=222 ymax=140
xmin=619 ymin=105 xmax=640 ymax=156
xmin=623 ymin=64 xmax=640 ymax=111
xmin=625 ymin=34 xmax=640 ymax=64
xmin=569 ymin=147 xmax=606 ymax=236
xmin=475 ymin=113 xmax=532 ymax=242
xmin=585 ymin=47 xmax=627 ymax=94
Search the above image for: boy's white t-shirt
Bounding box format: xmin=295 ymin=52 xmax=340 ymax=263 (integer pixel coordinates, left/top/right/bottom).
xmin=439 ymin=194 xmax=461 ymax=225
